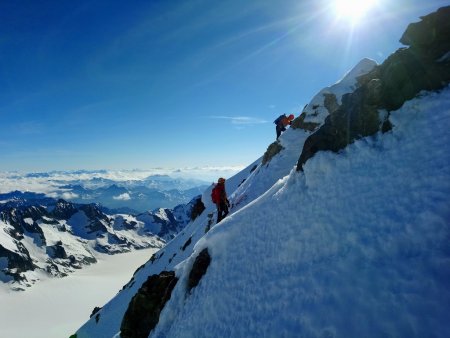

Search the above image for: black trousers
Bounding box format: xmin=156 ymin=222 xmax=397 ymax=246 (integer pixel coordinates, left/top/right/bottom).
xmin=276 ymin=125 xmax=286 ymax=139
xmin=216 ymin=201 xmax=229 ymax=223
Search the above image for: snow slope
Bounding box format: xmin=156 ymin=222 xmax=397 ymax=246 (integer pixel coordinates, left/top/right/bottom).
xmin=148 ymin=87 xmax=450 ymax=338
xmin=74 ymin=62 xmax=450 ymax=338
xmin=74 ymin=159 xmax=261 ymax=338
xmin=79 ymin=81 xmax=449 ymax=336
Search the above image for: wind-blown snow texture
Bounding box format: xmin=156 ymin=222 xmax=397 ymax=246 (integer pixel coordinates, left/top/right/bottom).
xmin=149 ymin=88 xmax=450 ymax=338
xmin=75 ymin=45 xmax=450 ymax=337
xmin=158 ymin=87 xmax=450 ymax=338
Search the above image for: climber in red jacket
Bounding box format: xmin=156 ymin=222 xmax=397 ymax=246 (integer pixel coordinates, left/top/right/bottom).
xmin=211 ymin=177 xmax=230 ymax=224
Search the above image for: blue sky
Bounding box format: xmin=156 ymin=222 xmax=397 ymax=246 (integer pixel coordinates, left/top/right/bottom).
xmin=1 ymin=0 xmax=448 ymax=172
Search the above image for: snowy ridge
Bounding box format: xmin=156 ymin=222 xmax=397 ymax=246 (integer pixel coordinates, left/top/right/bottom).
xmin=76 ymin=80 xmax=450 ymax=337
xmin=151 ymin=86 xmax=450 ymax=338
xmin=331 ymin=57 xmax=378 ymax=96
xmin=71 ymin=58 xmax=440 ymax=337
xmin=89 ymin=85 xmax=450 ymax=338
xmin=228 ymin=59 xmax=378 ymax=213
xmin=302 ymin=58 xmax=377 ymax=125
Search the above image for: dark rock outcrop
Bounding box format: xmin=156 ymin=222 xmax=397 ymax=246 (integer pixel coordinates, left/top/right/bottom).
xmin=79 ymin=204 xmax=110 ymax=234
xmin=90 ymin=306 xmax=102 ymax=317
xmin=151 ymin=211 xmax=179 ymax=239
xmin=1 ymin=206 xmax=47 ymax=245
xmin=46 ymin=242 xmax=68 ymax=259
xmin=297 ymin=80 xmax=385 ymax=170
xmin=187 ymin=248 xmax=211 ymax=293
xmin=51 ymin=199 xmax=78 ymax=220
xmin=90 ymin=306 xmax=102 ymax=323
xmin=21 ymin=208 xmax=47 ymax=246
xmin=400 ymin=6 xmax=450 ymax=60
xmin=297 ymin=6 xmax=450 ymax=171
xmin=181 ymin=237 xmax=192 ymax=251
xmin=291 ymin=112 xmax=320 ymax=132
xmin=120 ymin=271 xmax=178 ymax=338
xmin=262 ymin=141 xmax=284 ymax=165
xmin=190 ymin=196 xmax=205 ymax=221
xmin=323 ymin=93 xmax=340 ymax=115
xmin=374 ymin=45 xmax=450 ymax=111
xmin=0 ymin=244 xmax=35 ymax=281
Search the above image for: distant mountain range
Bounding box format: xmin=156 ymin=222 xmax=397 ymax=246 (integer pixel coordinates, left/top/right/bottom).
xmin=0 ymin=192 xmax=204 ymax=290
xmin=0 ymin=173 xmax=210 ymax=213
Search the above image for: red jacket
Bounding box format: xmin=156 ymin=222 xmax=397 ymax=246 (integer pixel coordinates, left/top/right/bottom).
xmin=212 ymin=183 xmax=228 ymax=204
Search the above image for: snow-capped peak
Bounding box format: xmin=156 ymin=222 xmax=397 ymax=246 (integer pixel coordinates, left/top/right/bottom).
xmin=301 ymin=57 xmax=377 ymax=126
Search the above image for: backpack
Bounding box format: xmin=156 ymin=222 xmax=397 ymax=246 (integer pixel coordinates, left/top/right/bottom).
xmin=211 ymin=184 xmax=221 ymax=203
xmin=273 ymin=114 xmax=285 ymax=125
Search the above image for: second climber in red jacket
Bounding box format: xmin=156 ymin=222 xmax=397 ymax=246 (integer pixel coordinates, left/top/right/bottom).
xmin=211 ymin=177 xmax=230 ymax=224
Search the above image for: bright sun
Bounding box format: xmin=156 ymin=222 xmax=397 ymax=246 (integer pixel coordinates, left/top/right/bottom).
xmin=333 ymin=0 xmax=378 ymax=23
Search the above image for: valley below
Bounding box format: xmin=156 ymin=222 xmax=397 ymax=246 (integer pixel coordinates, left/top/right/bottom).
xmin=0 ymin=247 xmax=158 ymax=338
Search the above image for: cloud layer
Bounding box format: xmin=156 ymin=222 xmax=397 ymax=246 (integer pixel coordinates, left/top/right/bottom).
xmin=0 ymin=167 xmax=244 ymax=195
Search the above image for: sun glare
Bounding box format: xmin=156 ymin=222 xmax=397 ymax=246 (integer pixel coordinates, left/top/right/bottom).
xmin=333 ymin=0 xmax=378 ymax=24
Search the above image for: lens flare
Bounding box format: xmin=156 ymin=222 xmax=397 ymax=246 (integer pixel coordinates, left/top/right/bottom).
xmin=333 ymin=0 xmax=378 ymax=23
